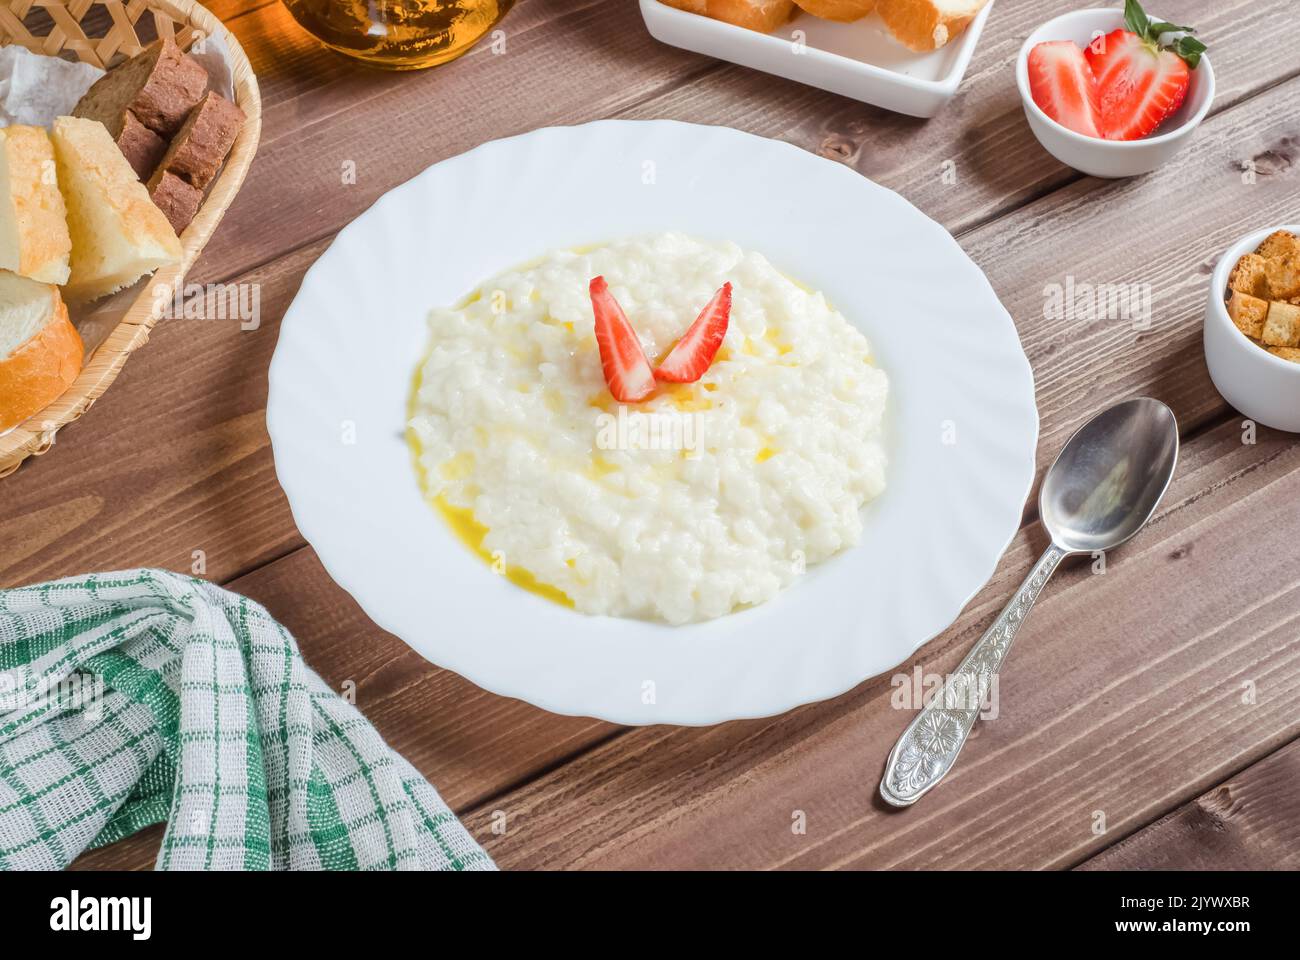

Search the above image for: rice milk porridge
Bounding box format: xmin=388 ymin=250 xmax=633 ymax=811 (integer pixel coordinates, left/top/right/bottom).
xmin=408 ymin=233 xmax=888 ymax=624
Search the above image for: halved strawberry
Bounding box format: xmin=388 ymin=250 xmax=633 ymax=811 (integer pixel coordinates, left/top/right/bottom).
xmin=589 ymin=276 xmax=655 ymax=403
xmin=1027 ymin=40 xmax=1103 ymax=139
xmin=1086 ymin=28 xmax=1189 ymax=141
xmin=654 ymin=282 xmax=732 ymax=383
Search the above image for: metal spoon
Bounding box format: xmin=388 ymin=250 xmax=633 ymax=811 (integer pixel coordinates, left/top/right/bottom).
xmin=879 ymin=397 xmax=1179 ymax=807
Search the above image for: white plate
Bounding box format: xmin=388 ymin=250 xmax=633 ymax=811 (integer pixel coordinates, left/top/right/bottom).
xmin=639 ymin=0 xmax=994 ymax=118
xmin=268 ymin=120 xmax=1038 ymax=726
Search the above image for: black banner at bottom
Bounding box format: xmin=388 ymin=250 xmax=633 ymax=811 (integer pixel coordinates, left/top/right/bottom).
xmin=0 ymin=867 xmax=1280 ymax=946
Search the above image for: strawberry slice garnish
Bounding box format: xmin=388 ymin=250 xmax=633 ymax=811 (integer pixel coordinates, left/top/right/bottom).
xmin=1086 ymin=28 xmax=1188 ymax=141
xmin=1028 ymin=40 xmax=1104 ymax=139
xmin=589 ymin=276 xmax=656 ymax=403
xmin=653 ymin=282 xmax=732 ymax=383
xmin=1029 ymin=2 xmax=1205 ymax=143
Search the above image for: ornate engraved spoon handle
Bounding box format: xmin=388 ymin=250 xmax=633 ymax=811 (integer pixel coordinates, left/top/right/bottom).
xmin=879 ymin=544 xmax=1067 ymax=807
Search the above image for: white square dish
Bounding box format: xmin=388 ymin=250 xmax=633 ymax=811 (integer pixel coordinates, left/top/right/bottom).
xmin=638 ymin=0 xmax=995 ymax=118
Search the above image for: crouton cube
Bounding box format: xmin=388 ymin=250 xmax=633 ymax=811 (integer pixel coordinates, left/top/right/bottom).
xmin=1256 ymin=230 xmax=1300 ymax=261
xmin=1228 ymin=253 xmax=1269 ymax=297
xmin=1267 ymin=345 xmax=1300 ymax=363
xmin=1261 ymin=300 xmax=1300 ymax=347
xmin=1227 ymin=290 xmax=1270 ymax=338
xmin=1264 ymin=254 xmax=1300 ymax=300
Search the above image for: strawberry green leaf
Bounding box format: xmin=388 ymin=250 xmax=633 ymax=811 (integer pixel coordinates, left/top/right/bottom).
xmin=1171 ymin=35 xmax=1207 ymax=69
xmin=1124 ymin=0 xmax=1207 ymax=69
xmin=1123 ymin=0 xmax=1151 ymax=38
xmin=1148 ymin=20 xmax=1198 ymax=36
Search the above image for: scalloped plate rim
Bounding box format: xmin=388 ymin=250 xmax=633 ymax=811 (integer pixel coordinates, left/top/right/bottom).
xmin=268 ymin=119 xmax=1039 ymax=726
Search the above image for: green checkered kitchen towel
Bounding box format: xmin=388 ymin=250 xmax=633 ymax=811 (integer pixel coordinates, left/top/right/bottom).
xmin=0 ymin=569 xmax=494 ymax=871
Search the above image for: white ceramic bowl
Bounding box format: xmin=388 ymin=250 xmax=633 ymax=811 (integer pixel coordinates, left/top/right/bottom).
xmin=1015 ymin=8 xmax=1214 ymax=178
xmin=640 ymin=0 xmax=994 ymax=118
xmin=1204 ymin=224 xmax=1300 ymax=433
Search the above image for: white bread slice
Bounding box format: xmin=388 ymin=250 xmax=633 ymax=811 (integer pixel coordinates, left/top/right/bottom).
xmin=876 ymin=0 xmax=987 ymax=51
xmin=0 ymin=126 xmax=72 ymax=285
xmin=0 ymin=270 xmax=82 ymax=432
xmin=660 ymin=0 xmax=796 ymax=33
xmin=794 ymin=0 xmax=875 ymax=22
xmin=50 ymin=115 xmax=182 ymax=303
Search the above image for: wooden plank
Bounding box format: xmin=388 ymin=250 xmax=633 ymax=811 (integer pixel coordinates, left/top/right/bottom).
xmin=9 ymin=5 xmax=1296 ymax=586
xmin=228 ymin=547 xmax=617 ymax=813
xmin=17 ymin=78 xmax=1300 ymax=871
xmin=206 ymin=0 xmax=280 ymax=20
xmin=617 ymin=0 xmax=1300 ymax=236
xmin=1076 ymin=738 xmax=1300 ymax=871
xmin=10 ymin=1 xmax=1300 ymax=873
xmin=189 ymin=0 xmax=712 ymax=281
xmin=193 ymin=0 xmax=1300 ymax=284
xmin=69 ymin=825 xmax=162 ymax=871
xmin=69 ymin=545 xmax=618 ymax=870
xmin=0 ymin=239 xmax=329 ymax=588
xmin=957 ymin=75 xmax=1300 ymax=481
xmin=6 ymin=72 xmax=1295 ymax=588
xmin=15 ymin=0 xmax=290 ymax=876
xmin=461 ymin=417 xmax=1300 ymax=868
xmin=91 ymin=687 xmax=1300 ymax=870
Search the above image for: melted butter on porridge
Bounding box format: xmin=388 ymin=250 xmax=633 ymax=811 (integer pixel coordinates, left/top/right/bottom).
xmin=408 ymin=233 xmax=888 ymax=625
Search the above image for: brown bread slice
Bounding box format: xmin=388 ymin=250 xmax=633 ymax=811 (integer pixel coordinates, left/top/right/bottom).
xmin=117 ymin=111 xmax=168 ymax=180
xmin=73 ymin=39 xmax=208 ymax=140
xmin=148 ymin=171 xmax=203 ymax=236
xmin=148 ymin=91 xmax=245 ymax=192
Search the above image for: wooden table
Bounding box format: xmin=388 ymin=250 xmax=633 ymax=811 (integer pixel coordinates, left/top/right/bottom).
xmin=7 ymin=0 xmax=1298 ymax=870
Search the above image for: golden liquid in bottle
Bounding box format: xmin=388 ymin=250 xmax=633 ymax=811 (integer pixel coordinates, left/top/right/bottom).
xmin=283 ymin=0 xmax=516 ymax=70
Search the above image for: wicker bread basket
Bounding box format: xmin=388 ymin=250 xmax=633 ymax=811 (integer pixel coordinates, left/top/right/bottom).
xmin=0 ymin=0 xmax=261 ymax=477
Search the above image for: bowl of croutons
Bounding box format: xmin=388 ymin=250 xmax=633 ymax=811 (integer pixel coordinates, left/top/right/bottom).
xmin=1206 ymin=226 xmax=1300 ymax=432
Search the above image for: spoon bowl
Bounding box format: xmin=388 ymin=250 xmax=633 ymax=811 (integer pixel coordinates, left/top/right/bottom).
xmin=1040 ymin=398 xmax=1180 ymax=556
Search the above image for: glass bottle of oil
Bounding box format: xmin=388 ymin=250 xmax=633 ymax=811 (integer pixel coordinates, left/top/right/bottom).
xmin=282 ymin=0 xmax=516 ymax=70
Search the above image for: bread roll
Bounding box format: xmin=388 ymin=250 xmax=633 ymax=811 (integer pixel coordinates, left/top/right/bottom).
xmin=794 ymin=0 xmax=875 ymax=22
xmin=661 ymin=0 xmax=796 ymax=33
xmin=0 ymin=126 xmax=72 ymax=285
xmin=876 ymin=0 xmax=987 ymax=51
xmin=0 ymin=271 xmax=81 ymax=433
xmin=51 ymin=116 xmax=182 ymax=303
